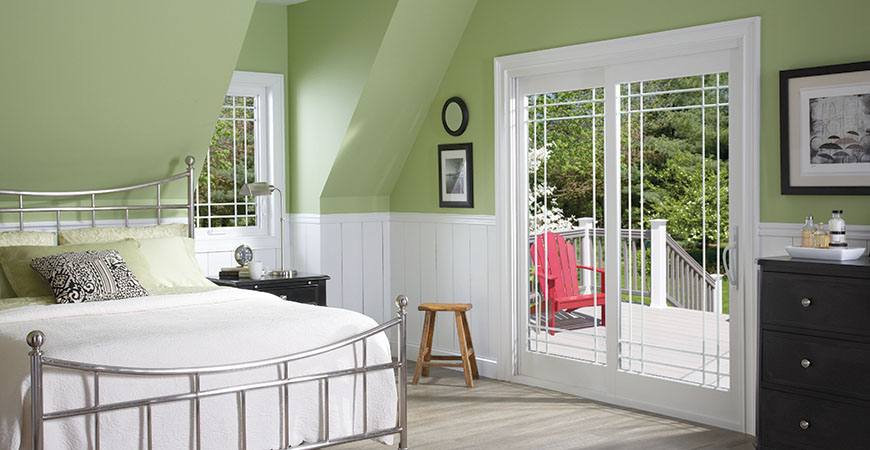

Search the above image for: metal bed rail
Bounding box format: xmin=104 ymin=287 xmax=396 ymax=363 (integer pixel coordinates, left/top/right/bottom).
xmin=26 ymin=295 xmax=410 ymax=450
xmin=0 ymin=156 xmax=196 ymax=238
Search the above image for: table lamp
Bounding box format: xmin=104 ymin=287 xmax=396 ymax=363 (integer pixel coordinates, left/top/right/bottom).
xmin=238 ymin=182 xmax=292 ymax=278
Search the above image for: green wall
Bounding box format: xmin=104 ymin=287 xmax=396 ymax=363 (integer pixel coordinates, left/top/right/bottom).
xmin=286 ymin=0 xmax=398 ymax=214
xmin=390 ymin=0 xmax=870 ymax=224
xmin=0 ymin=0 xmax=256 ymax=198
xmin=236 ymin=2 xmax=289 ymax=205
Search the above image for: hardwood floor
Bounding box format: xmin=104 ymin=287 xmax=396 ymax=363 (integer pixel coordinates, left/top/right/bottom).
xmin=336 ymin=365 xmax=754 ymax=449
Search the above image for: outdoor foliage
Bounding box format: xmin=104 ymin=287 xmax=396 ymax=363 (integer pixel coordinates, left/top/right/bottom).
xmin=529 ymin=74 xmax=729 ymax=272
xmin=196 ymin=96 xmax=257 ymax=228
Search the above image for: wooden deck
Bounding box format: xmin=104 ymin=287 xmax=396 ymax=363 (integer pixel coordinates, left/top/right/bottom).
xmin=528 ymin=302 xmax=730 ymax=389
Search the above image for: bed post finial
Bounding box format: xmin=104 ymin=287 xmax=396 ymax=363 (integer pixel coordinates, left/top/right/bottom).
xmin=395 ymin=295 xmax=408 ymax=313
xmin=185 ymin=155 xmax=195 ymax=168
xmin=27 ymin=330 xmax=44 ymax=351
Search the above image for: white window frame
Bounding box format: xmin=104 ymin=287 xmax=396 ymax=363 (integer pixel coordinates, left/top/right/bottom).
xmin=196 ymin=71 xmax=285 ymax=252
xmin=494 ymin=18 xmax=760 ymax=433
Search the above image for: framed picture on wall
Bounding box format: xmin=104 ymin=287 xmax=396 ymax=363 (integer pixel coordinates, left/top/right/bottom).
xmin=438 ymin=143 xmax=473 ymax=208
xmin=780 ymin=60 xmax=870 ymax=194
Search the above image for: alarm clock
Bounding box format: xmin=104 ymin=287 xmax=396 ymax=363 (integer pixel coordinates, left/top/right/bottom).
xmin=234 ymin=244 xmax=253 ymax=267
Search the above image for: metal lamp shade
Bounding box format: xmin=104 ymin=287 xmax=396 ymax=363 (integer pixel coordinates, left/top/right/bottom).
xmin=238 ymin=182 xmax=274 ymax=197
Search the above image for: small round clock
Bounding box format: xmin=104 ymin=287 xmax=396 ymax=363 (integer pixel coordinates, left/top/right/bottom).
xmin=234 ymin=244 xmax=253 ymax=267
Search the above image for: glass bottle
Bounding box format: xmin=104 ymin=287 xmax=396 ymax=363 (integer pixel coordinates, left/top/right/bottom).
xmin=813 ymin=224 xmax=830 ymax=249
xmin=829 ymin=210 xmax=847 ymax=247
xmin=800 ymin=216 xmax=815 ymax=247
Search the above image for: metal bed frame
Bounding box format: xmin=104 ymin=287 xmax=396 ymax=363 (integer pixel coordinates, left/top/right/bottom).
xmin=1 ymin=156 xmax=408 ymax=450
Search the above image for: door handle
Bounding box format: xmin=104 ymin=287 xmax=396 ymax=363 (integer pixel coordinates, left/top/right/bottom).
xmin=722 ymin=226 xmax=737 ymax=289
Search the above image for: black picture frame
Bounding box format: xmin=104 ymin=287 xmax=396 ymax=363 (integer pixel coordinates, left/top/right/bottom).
xmin=438 ymin=143 xmax=473 ymax=208
xmin=441 ymin=96 xmax=469 ymax=136
xmin=780 ymin=60 xmax=870 ymax=195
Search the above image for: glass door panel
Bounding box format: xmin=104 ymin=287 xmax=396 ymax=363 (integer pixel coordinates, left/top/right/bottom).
xmin=527 ymin=86 xmax=606 ymax=365
xmin=617 ymin=73 xmax=730 ymax=389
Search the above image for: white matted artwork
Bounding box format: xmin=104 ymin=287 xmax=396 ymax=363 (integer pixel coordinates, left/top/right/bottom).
xmin=438 ymin=143 xmax=474 ymax=208
xmin=781 ymin=61 xmax=870 ymax=194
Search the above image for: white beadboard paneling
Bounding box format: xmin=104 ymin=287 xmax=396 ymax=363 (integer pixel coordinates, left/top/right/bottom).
xmin=487 ymin=225 xmax=499 ymax=360
xmin=468 ymin=224 xmax=488 ymax=358
xmin=403 ymin=222 xmax=423 ymax=347
xmin=306 ymin=224 xmax=321 ymax=274
xmin=206 ymin=252 xmax=235 ymax=276
xmin=341 ymin=222 xmax=364 ymax=314
xmin=284 ymin=212 xmax=499 ymax=374
xmin=452 ymin=224 xmax=471 ymax=350
xmin=435 ymin=223 xmax=455 ymax=352
xmin=195 ymin=252 xmax=209 ymax=275
xmin=362 ymin=221 xmax=385 ymax=322
xmin=419 ymin=222 xmax=437 ymax=344
xmin=321 ymin=223 xmax=343 ymax=308
xmin=292 ymin=222 xmax=308 ymax=273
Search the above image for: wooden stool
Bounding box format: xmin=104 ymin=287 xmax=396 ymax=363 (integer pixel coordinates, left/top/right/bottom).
xmin=412 ymin=303 xmax=479 ymax=388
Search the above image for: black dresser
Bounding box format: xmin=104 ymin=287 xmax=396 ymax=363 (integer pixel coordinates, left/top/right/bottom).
xmin=209 ymin=272 xmax=330 ymax=307
xmin=757 ymin=256 xmax=870 ymax=449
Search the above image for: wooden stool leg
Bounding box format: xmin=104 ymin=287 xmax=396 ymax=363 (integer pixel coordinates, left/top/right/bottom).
xmin=460 ymin=312 xmax=479 ymax=379
xmin=413 ymin=311 xmax=433 ymax=385
xmin=421 ymin=311 xmax=436 ymax=377
xmin=454 ymin=311 xmax=474 ymax=388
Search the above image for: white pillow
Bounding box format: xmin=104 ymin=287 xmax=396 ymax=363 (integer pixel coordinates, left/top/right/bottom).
xmin=136 ymin=236 xmax=214 ymax=288
xmin=59 ymin=223 xmax=188 ymax=245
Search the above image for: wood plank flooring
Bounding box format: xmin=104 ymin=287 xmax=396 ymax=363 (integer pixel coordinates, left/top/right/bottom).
xmin=336 ymin=365 xmax=753 ymax=450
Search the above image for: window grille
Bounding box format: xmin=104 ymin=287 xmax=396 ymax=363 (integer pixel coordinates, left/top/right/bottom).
xmin=196 ymin=95 xmax=258 ymax=228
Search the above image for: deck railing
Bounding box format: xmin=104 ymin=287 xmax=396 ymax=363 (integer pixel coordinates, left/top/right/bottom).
xmin=530 ymin=219 xmax=722 ymax=313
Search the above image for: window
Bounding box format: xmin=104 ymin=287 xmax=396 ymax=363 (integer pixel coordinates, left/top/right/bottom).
xmin=195 ymin=71 xmax=284 ymax=245
xmin=197 ymin=94 xmax=259 ymax=228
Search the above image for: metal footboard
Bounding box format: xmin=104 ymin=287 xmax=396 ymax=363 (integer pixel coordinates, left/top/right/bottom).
xmin=26 ymin=296 xmax=410 ymax=450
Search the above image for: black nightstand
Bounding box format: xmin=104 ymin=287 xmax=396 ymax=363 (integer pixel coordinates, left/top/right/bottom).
xmin=209 ymin=272 xmax=330 ymax=307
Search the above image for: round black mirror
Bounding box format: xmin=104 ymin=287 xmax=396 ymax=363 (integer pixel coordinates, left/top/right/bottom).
xmin=441 ymin=96 xmax=468 ymax=136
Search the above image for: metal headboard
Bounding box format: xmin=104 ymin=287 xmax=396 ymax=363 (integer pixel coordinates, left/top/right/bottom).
xmin=0 ymin=156 xmax=196 ymax=238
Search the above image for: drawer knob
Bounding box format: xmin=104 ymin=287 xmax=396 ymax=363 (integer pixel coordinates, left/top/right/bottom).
xmin=253 ymin=285 xmax=259 ymax=289
xmin=801 ymin=359 xmax=811 ymax=369
xmin=280 ymin=295 xmax=288 ymax=300
xmin=799 ymin=420 xmax=810 ymax=430
xmin=800 ymin=298 xmax=812 ymax=307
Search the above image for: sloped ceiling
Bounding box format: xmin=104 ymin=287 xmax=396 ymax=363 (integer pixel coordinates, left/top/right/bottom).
xmin=286 ymin=0 xmax=476 ymax=213
xmin=0 ymin=0 xmax=256 ymax=194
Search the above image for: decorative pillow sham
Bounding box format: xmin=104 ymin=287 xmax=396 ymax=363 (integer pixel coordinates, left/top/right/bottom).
xmin=0 ymin=230 xmax=56 ymax=247
xmin=30 ymin=250 xmax=148 ymax=303
xmin=58 ymin=223 xmax=188 ymax=245
xmin=0 ymin=230 xmax=57 ymax=299
xmin=0 ymin=239 xmax=157 ymax=297
xmin=136 ymin=236 xmax=215 ymax=288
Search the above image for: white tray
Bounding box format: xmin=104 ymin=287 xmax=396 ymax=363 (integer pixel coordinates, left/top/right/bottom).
xmin=785 ymin=246 xmax=866 ymax=261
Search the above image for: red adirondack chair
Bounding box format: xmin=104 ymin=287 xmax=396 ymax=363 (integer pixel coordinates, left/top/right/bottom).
xmin=530 ymin=232 xmax=606 ymax=335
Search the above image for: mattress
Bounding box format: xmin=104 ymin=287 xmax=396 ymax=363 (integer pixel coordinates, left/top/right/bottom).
xmin=0 ymin=288 xmax=397 ymax=449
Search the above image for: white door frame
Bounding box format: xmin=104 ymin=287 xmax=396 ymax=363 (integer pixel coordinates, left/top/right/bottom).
xmin=493 ymin=18 xmax=760 ymax=433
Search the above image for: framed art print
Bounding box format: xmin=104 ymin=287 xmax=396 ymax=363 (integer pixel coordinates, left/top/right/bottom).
xmin=780 ymin=60 xmax=870 ymax=194
xmin=438 ymin=143 xmax=473 ymax=208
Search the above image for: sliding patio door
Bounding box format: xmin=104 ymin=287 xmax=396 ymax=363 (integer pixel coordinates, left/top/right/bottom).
xmin=512 ymin=41 xmax=749 ymax=430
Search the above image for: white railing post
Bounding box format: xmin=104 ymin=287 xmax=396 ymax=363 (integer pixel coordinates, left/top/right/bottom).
xmin=577 ymin=217 xmax=595 ymax=294
xmin=650 ymin=219 xmax=668 ymax=308
xmin=712 ymin=274 xmax=723 ymax=315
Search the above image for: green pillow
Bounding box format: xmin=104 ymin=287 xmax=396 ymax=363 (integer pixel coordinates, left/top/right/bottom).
xmin=58 ymin=223 xmax=188 ymax=245
xmin=0 ymin=239 xmax=158 ymax=297
xmin=0 ymin=231 xmax=57 ymax=299
xmin=136 ymin=236 xmax=214 ymax=288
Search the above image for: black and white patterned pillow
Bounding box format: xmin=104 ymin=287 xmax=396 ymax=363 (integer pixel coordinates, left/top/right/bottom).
xmin=30 ymin=250 xmax=149 ymax=303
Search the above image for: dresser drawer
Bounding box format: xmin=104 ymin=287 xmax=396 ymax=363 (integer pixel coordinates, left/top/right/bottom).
xmin=761 ymin=271 xmax=870 ymax=337
xmin=762 ymin=330 xmax=870 ymax=400
xmin=759 ymin=388 xmax=870 ymax=450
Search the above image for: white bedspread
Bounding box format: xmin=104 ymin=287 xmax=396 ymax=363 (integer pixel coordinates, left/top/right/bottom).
xmin=0 ymin=288 xmax=397 ymax=450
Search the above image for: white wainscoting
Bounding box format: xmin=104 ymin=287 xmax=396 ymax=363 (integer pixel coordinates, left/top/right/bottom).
xmin=288 ymin=212 xmax=499 ymax=377
xmin=757 ymin=222 xmax=870 ymax=258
